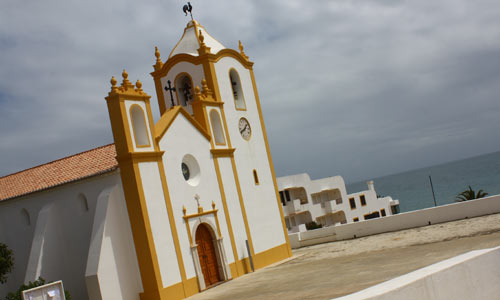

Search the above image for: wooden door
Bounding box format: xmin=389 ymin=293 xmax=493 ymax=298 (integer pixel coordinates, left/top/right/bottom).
xmin=195 ymin=224 xmax=221 ymax=287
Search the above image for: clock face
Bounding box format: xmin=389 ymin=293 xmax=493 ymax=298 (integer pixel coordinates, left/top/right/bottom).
xmin=238 ymin=118 xmax=251 ymax=140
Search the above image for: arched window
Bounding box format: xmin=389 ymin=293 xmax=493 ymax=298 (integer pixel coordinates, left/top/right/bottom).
xmin=175 ymin=73 xmax=194 ymax=108
xmin=209 ymin=109 xmax=225 ymax=145
xmin=21 ymin=208 xmax=31 ymax=226
xmin=229 ymin=69 xmax=246 ymax=110
xmin=78 ymin=193 xmax=89 ymax=212
xmin=130 ymin=105 xmax=150 ymax=147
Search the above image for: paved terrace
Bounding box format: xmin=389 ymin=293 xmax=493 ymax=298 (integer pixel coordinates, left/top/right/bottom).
xmin=187 ymin=213 xmax=500 ymax=300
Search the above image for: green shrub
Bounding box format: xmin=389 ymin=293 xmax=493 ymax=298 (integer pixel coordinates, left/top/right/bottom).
xmin=0 ymin=243 xmax=14 ymax=284
xmin=305 ymin=221 xmax=322 ymax=230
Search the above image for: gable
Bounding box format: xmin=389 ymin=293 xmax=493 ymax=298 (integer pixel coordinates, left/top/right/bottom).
xmin=154 ymin=106 xmax=211 ymax=142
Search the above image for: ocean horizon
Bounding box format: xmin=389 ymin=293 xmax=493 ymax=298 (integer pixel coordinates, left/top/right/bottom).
xmin=346 ymin=150 xmax=500 ymax=213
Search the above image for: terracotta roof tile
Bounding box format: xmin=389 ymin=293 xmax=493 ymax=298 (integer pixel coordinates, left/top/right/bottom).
xmin=0 ymin=144 xmax=118 ymax=201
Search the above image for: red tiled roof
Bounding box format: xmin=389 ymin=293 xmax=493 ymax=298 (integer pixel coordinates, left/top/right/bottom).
xmin=0 ymin=144 xmax=118 ymax=201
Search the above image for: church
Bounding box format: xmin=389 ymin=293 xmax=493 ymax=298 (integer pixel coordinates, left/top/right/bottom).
xmin=0 ymin=17 xmax=291 ymax=300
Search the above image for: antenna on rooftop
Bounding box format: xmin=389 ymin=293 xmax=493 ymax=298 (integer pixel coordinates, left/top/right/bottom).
xmin=183 ymin=2 xmax=193 ymax=20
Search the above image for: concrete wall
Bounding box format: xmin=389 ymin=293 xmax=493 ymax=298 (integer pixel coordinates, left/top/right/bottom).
xmin=333 ymin=246 xmax=500 ymax=300
xmin=290 ymin=194 xmax=500 ymax=249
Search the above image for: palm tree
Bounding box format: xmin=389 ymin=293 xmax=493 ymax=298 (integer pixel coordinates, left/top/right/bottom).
xmin=455 ymin=186 xmax=488 ymax=202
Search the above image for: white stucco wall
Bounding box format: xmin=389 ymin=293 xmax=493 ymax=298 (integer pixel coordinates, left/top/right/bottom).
xmin=138 ymin=162 xmax=181 ymax=287
xmin=0 ymin=172 xmax=120 ymax=300
xmin=289 ymin=194 xmax=500 ymax=249
xmin=158 ymin=113 xmax=235 ymax=279
xmin=85 ymin=184 xmax=142 ymax=300
xmin=214 ymin=56 xmax=286 ymax=254
xmin=334 ymin=246 xmax=500 ymax=300
xmin=335 ymin=194 xmax=500 ymax=241
xmin=277 ymin=173 xmax=398 ymax=233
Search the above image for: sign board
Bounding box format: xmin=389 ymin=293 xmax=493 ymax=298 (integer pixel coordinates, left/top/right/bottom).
xmin=22 ymin=280 xmax=65 ymax=300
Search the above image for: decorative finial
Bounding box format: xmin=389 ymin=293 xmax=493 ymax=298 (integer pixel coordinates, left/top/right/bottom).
xmin=198 ymin=30 xmax=205 ymax=45
xmin=212 ymin=201 xmax=216 ymax=210
xmin=120 ymin=69 xmax=133 ymax=90
xmin=183 ymin=2 xmax=193 ymax=20
xmin=135 ymin=80 xmax=143 ymax=92
xmin=182 ymin=205 xmax=187 ymax=216
xmin=110 ymin=76 xmax=117 ymax=91
xmin=200 ymin=79 xmax=212 ymax=98
xmin=239 ymin=40 xmax=249 ymax=60
xmin=155 ymin=46 xmax=160 ymax=60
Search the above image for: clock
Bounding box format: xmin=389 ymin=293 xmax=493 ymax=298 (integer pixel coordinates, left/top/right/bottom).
xmin=238 ymin=117 xmax=251 ymax=140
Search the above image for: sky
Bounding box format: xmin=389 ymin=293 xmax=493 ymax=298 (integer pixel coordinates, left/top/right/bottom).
xmin=1 ymin=0 xmax=500 ymax=183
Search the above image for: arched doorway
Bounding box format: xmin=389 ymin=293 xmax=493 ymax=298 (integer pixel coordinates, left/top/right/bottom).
xmin=195 ymin=223 xmax=221 ymax=287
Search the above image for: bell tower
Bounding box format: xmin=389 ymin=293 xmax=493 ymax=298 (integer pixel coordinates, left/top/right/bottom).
xmin=151 ymin=17 xmax=292 ymax=274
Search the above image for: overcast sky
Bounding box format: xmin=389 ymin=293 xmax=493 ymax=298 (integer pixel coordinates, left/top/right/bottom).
xmin=1 ymin=0 xmax=500 ymax=183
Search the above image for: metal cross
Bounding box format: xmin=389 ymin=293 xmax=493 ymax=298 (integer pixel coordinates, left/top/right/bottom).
xmin=180 ymin=82 xmax=192 ymax=106
xmin=183 ymin=2 xmax=193 ymax=20
xmin=230 ymin=75 xmax=238 ymax=98
xmin=164 ymin=80 xmax=176 ymax=107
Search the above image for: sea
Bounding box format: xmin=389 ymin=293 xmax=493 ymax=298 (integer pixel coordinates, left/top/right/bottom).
xmin=346 ymin=151 xmax=500 ymax=213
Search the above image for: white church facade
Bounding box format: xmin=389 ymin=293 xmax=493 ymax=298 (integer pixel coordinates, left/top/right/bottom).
xmin=0 ymin=19 xmax=291 ymax=300
xmin=277 ymin=173 xmax=400 ymax=232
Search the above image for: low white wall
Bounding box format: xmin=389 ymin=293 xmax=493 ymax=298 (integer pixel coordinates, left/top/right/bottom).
xmin=289 ymin=195 xmax=500 ymax=249
xmin=335 ymin=194 xmax=500 ymax=241
xmin=333 ymin=246 xmax=500 ymax=300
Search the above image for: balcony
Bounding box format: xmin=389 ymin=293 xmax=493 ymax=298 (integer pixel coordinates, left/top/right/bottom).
xmin=286 ymin=199 xmax=308 ymax=215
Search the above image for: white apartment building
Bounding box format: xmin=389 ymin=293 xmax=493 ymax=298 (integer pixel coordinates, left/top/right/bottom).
xmin=277 ymin=173 xmax=400 ymax=233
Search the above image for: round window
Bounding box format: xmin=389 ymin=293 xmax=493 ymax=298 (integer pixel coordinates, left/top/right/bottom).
xmin=181 ymin=163 xmax=190 ymax=180
xmin=181 ymin=154 xmax=200 ymax=186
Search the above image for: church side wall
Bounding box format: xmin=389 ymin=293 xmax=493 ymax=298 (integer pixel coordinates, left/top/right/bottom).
xmin=214 ymin=57 xmax=287 ymax=255
xmin=86 ymin=184 xmax=143 ymax=300
xmin=0 ymin=172 xmax=120 ymax=300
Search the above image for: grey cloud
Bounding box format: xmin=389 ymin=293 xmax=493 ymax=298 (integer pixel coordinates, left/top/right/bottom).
xmin=1 ymin=0 xmax=500 ymax=185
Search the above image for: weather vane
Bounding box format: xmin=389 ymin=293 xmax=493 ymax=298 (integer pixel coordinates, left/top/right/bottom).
xmin=183 ymin=2 xmax=193 ymax=20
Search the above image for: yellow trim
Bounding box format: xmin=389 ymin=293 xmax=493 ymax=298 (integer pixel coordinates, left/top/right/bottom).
xmin=229 ymin=156 xmax=256 ymax=258
xmin=183 ymin=208 xmax=221 ymax=245
xmin=228 ymin=68 xmax=247 ymax=111
xmin=249 ymin=68 xmax=292 ymax=257
xmin=155 ymin=106 xmax=211 ymax=142
xmin=210 ymin=148 xmax=235 ymax=157
xmin=129 ymin=104 xmax=152 ymax=148
xmin=209 ymin=66 xmax=258 ymax=272
xmin=209 ymin=109 xmax=227 ymax=145
xmin=353 ymin=217 xmax=359 ymax=222
xmin=211 ymin=156 xmax=241 ymax=276
xmin=106 ymin=83 xmax=166 ymax=298
xmin=174 ymin=72 xmax=194 ymax=107
xmin=154 ymin=76 xmax=167 ymax=115
xmin=116 ymin=151 xmax=164 ymax=163
xmin=156 ymin=158 xmax=188 ymax=296
xmin=140 ymin=276 xmax=199 ymax=300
